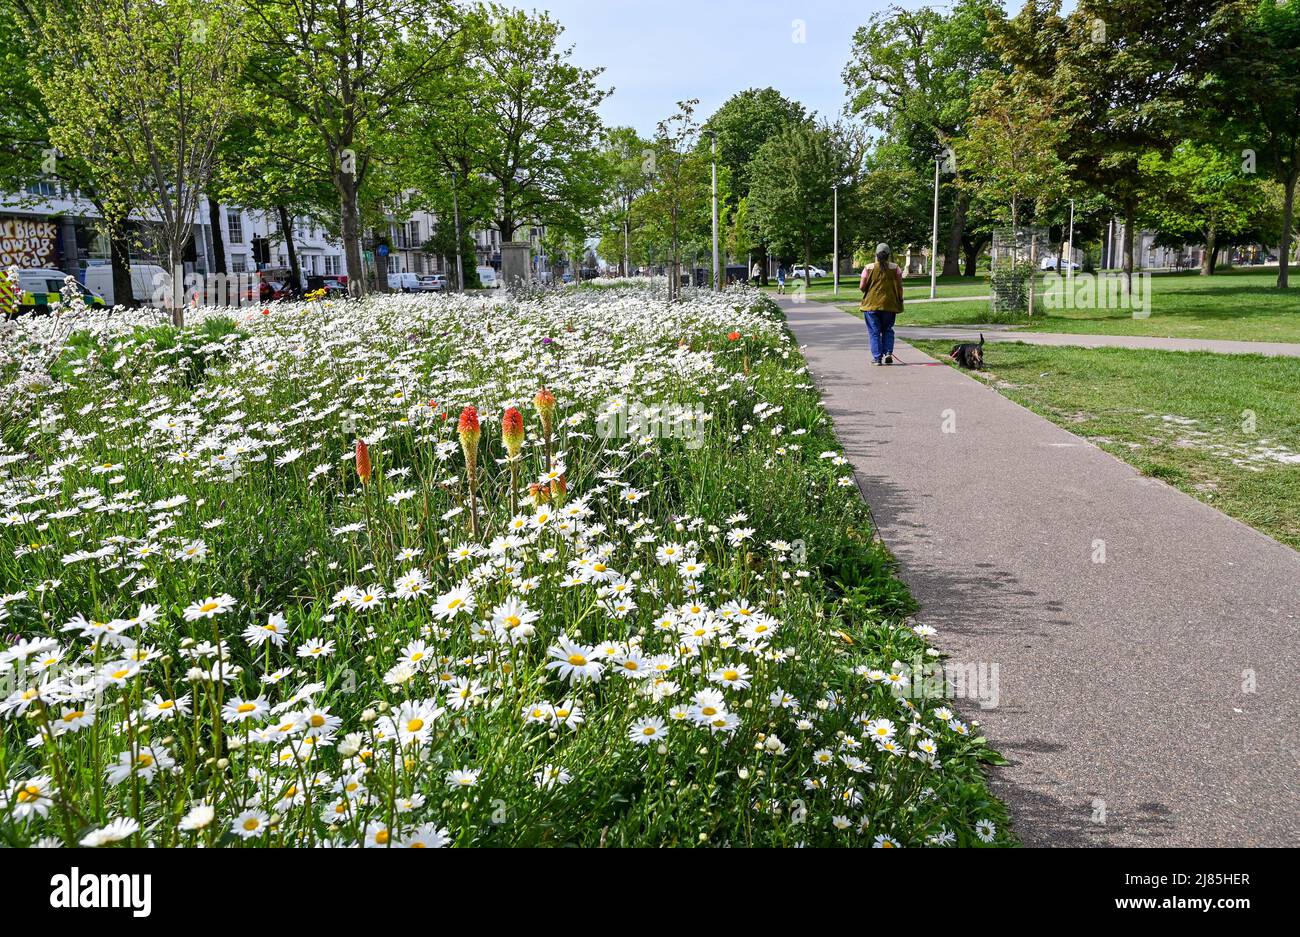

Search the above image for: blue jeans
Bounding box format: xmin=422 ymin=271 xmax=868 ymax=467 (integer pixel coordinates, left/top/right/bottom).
xmin=864 ymin=311 xmax=897 ymax=360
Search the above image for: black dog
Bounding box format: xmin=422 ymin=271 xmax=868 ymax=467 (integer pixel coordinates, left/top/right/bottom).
xmin=950 ymin=333 xmax=985 ymax=369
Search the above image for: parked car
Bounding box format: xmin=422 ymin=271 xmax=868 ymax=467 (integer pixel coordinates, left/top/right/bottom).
xmin=9 ymin=268 xmax=107 ymax=315
xmin=305 ymin=275 xmax=348 ymax=298
xmin=387 ymin=271 xmax=422 ymax=292
xmin=259 ymin=279 xmax=290 ymax=302
xmin=84 ymin=262 xmax=170 ymax=306
xmin=417 ymin=274 xmax=447 ymax=292
xmin=475 ymin=266 xmax=499 ymax=289
xmin=1039 ymin=257 xmax=1081 ymax=271
xmin=790 ymin=265 xmax=828 ymax=279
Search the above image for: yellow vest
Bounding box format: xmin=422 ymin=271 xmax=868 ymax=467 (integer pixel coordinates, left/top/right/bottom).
xmin=859 ymin=263 xmax=903 ymax=314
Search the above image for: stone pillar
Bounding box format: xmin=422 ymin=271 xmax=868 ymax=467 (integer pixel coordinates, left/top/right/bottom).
xmin=500 ymin=241 xmax=532 ymax=292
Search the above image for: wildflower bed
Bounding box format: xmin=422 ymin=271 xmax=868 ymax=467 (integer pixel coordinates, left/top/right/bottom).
xmin=0 ymin=287 xmax=1010 ymax=847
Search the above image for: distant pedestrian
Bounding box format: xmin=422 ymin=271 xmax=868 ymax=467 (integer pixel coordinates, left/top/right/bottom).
xmin=776 ymin=265 xmax=786 ymax=295
xmin=750 ymin=262 xmax=761 ymax=286
xmin=860 ymin=243 xmax=904 ymax=366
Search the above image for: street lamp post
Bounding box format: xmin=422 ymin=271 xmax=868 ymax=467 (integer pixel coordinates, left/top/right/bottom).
xmin=708 ymin=131 xmax=720 ymax=291
xmin=1067 ymin=198 xmax=1075 ymax=283
xmin=929 ymin=157 xmax=940 ymax=300
xmin=832 ymin=183 xmax=839 ymax=298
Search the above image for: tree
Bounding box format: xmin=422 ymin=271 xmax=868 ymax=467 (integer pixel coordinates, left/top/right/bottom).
xmin=854 ymin=143 xmax=934 ymax=261
xmin=701 ymin=88 xmax=808 ymax=282
xmin=994 ymin=0 xmax=1239 ymax=290
xmin=748 ymin=122 xmax=862 ymax=283
xmin=2 ymin=0 xmax=131 ymax=307
xmin=844 ymin=0 xmax=1004 ymax=276
xmin=598 ymin=127 xmax=653 ymax=276
xmin=36 ymin=0 xmax=244 ymax=324
xmin=1218 ymin=0 xmax=1300 ymax=287
xmin=1140 ymin=142 xmax=1275 ymax=274
xmin=424 ymin=6 xmax=609 ymax=245
xmin=957 ymin=81 xmax=1069 ymax=229
xmin=639 ymin=100 xmax=711 ymax=299
xmin=246 ymin=0 xmax=459 ymax=298
xmin=209 ymin=99 xmax=338 ymax=292
xmin=703 ymin=89 xmax=807 ymax=202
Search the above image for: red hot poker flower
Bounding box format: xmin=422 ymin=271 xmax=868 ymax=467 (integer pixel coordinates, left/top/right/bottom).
xmin=533 ymin=387 xmax=557 ymax=429
xmin=502 ymin=407 xmax=524 ymax=459
xmin=355 ymin=439 xmax=372 ymax=484
xmin=458 ymin=407 xmax=481 ymax=469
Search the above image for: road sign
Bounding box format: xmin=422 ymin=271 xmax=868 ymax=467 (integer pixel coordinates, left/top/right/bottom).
xmin=376 ymin=244 xmax=389 ymax=257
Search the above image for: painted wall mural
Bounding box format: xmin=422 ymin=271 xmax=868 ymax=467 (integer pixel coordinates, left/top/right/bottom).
xmin=0 ymin=217 xmax=59 ymax=269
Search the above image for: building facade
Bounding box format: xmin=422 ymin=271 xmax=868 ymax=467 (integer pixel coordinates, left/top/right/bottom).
xmin=3 ymin=185 xmax=557 ymax=290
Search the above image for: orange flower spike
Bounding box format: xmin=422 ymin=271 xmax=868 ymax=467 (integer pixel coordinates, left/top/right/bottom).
xmin=549 ymin=474 xmax=568 ymax=507
xmin=502 ymin=407 xmax=525 ymax=460
xmin=727 ymin=331 xmax=741 ymax=341
xmin=457 ymin=406 xmax=481 ymax=469
xmin=533 ymin=387 xmax=557 ymax=437
xmin=355 ymin=439 xmax=372 ymax=485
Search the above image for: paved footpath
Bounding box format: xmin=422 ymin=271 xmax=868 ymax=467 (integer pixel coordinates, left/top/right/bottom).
xmin=780 ymin=298 xmax=1300 ymax=847
xmin=890 ymin=321 xmax=1300 ymax=357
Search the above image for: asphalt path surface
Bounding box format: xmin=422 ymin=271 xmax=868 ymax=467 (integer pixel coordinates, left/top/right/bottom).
xmin=781 ymin=297 xmax=1300 ymax=846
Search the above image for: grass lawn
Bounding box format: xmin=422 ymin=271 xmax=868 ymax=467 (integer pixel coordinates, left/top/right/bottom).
xmin=767 ymin=274 xmax=993 ymax=303
xmin=910 ymin=340 xmax=1300 ymax=550
xmin=827 ymin=269 xmax=1300 ymax=343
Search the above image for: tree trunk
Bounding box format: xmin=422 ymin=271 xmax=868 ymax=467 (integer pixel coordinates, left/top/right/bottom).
xmin=757 ymin=243 xmax=769 ymax=286
xmin=1280 ymin=169 xmax=1295 ymax=289
xmin=337 ymin=171 xmax=365 ymax=298
xmin=277 ymin=205 xmax=302 ymax=295
xmin=1201 ymin=225 xmax=1216 ymax=276
xmin=944 ymin=187 xmax=966 ymax=277
xmin=169 ymin=242 xmax=186 ymax=328
xmin=208 ymin=197 xmax=227 ymax=277
xmin=963 ymin=240 xmax=980 ymax=276
xmin=108 ymin=220 xmax=135 ymax=309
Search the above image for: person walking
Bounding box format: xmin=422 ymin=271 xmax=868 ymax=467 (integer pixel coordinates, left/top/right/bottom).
xmin=776 ymin=264 xmax=786 ymax=295
xmin=750 ymin=261 xmax=762 ymax=286
xmin=859 ymin=243 xmax=904 ymax=366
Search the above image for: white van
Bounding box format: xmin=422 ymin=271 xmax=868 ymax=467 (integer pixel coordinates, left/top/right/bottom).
xmin=475 ymin=266 xmax=499 ymax=289
xmin=386 ymin=271 xmax=421 ymax=292
xmin=84 ymin=263 xmax=170 ymax=306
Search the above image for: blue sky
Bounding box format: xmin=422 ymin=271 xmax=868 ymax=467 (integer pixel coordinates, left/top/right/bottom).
xmin=508 ymin=0 xmax=907 ymax=134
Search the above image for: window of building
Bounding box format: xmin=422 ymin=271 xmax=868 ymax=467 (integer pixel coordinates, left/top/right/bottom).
xmin=231 ymin=254 xmax=248 ymax=273
xmin=227 ymin=209 xmax=244 ymax=243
